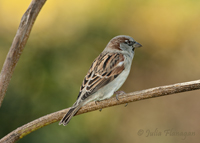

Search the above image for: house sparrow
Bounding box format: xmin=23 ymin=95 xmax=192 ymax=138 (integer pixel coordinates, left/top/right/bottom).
xmin=59 ymin=35 xmax=142 ymax=126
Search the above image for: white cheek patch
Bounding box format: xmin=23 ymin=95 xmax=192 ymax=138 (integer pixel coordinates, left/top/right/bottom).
xmin=117 ymin=61 xmax=124 ymax=67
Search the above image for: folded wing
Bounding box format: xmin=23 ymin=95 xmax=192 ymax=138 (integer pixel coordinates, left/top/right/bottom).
xmin=78 ymin=52 xmax=125 ymax=100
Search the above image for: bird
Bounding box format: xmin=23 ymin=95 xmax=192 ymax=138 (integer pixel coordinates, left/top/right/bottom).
xmin=59 ymin=35 xmax=142 ymax=126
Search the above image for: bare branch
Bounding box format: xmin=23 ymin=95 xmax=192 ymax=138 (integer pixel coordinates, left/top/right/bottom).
xmin=0 ymin=0 xmax=46 ymax=107
xmin=0 ymin=80 xmax=199 ymax=143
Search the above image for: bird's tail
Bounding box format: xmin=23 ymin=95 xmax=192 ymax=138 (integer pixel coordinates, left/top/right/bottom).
xmin=59 ymin=104 xmax=82 ymax=126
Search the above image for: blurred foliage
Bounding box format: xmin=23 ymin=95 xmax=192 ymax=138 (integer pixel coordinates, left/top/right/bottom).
xmin=0 ymin=0 xmax=200 ymax=143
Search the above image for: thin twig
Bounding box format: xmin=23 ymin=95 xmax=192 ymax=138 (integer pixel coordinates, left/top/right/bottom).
xmin=0 ymin=80 xmax=199 ymax=143
xmin=0 ymin=0 xmax=46 ymax=107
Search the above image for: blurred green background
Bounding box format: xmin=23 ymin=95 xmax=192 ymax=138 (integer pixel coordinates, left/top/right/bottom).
xmin=0 ymin=0 xmax=200 ymax=142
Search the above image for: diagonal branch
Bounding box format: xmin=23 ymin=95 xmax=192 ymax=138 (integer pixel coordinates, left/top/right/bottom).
xmin=0 ymin=0 xmax=47 ymax=107
xmin=0 ymin=80 xmax=200 ymax=143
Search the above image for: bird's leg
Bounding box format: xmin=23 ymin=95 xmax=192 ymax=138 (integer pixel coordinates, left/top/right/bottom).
xmin=114 ymin=91 xmax=126 ymax=101
xmin=95 ymin=100 xmax=103 ymax=112
xmin=114 ymin=91 xmax=128 ymax=107
xmin=95 ymin=100 xmax=99 ymax=105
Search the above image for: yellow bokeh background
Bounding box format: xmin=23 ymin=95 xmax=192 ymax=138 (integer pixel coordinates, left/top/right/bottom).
xmin=0 ymin=0 xmax=200 ymax=143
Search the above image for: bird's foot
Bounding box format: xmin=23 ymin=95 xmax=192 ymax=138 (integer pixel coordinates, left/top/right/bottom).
xmin=125 ymin=103 xmax=128 ymax=107
xmin=95 ymin=100 xmax=100 ymax=105
xmin=95 ymin=100 xmax=103 ymax=112
xmin=114 ymin=91 xmax=126 ymax=101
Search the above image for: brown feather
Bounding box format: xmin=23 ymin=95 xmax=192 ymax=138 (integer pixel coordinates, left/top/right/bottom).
xmin=79 ymin=52 xmax=125 ymax=100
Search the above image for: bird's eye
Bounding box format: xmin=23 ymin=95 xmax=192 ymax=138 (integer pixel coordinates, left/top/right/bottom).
xmin=124 ymin=40 xmax=135 ymax=46
xmin=124 ymin=40 xmax=129 ymax=44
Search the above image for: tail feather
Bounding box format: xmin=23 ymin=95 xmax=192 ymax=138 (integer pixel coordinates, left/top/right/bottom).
xmin=59 ymin=105 xmax=82 ymax=126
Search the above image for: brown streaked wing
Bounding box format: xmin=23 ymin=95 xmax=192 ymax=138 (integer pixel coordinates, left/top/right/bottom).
xmin=79 ymin=52 xmax=125 ymax=100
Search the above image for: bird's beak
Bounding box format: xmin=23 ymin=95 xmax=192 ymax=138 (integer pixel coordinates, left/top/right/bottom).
xmin=133 ymin=42 xmax=142 ymax=48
